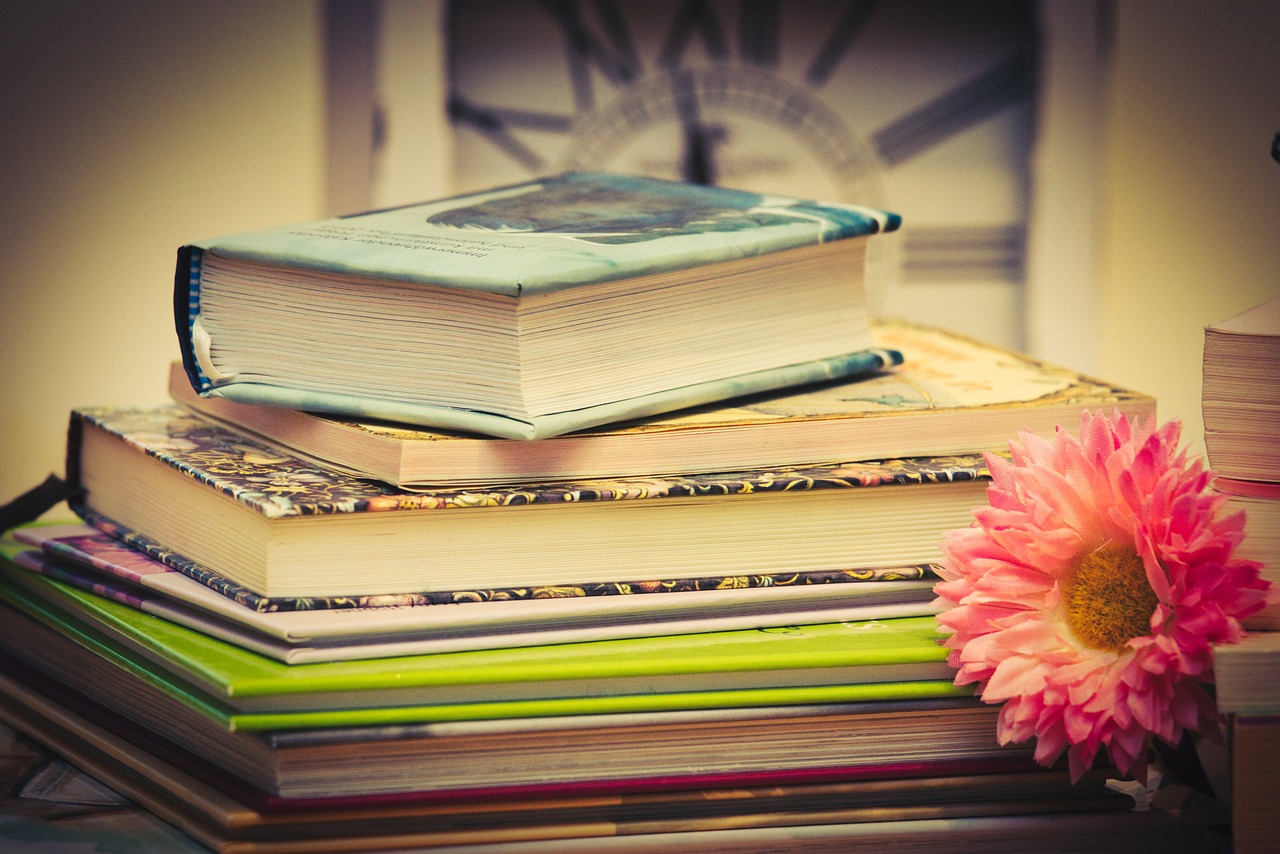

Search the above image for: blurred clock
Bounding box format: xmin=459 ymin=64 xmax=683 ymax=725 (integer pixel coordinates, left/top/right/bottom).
xmin=444 ymin=0 xmax=1039 ymax=345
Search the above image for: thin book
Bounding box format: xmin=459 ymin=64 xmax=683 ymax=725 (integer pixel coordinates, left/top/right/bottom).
xmin=170 ymin=319 xmax=1159 ymax=488
xmin=0 ymin=566 xmax=963 ymax=724
xmin=8 ymin=526 xmax=939 ymax=663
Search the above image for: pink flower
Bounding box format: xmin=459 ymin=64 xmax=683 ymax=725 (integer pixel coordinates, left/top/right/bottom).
xmin=934 ymin=410 xmax=1269 ymax=782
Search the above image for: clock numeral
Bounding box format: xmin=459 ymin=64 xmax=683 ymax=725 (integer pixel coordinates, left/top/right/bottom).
xmin=804 ymin=0 xmax=878 ymax=88
xmin=872 ymin=54 xmax=1036 ymax=167
xmin=738 ymin=0 xmax=781 ymax=68
xmin=902 ymin=224 xmax=1027 ymax=284
xmin=447 ymin=96 xmax=573 ymax=172
xmin=538 ymin=0 xmax=641 ymax=111
xmin=658 ymin=0 xmax=729 ymax=67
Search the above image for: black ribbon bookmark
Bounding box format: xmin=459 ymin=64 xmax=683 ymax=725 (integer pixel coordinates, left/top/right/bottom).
xmin=0 ymin=474 xmax=82 ymax=535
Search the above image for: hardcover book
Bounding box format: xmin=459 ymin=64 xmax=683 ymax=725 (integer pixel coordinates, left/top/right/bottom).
xmin=67 ymin=406 xmax=991 ymax=600
xmin=176 ymin=171 xmax=902 ymax=439
xmin=169 ymin=319 xmax=1159 ymax=488
xmin=8 ymin=527 xmax=938 ymax=663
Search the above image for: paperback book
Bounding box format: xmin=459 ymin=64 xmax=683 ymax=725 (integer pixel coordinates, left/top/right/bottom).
xmin=0 ymin=662 xmax=1067 ymax=823
xmin=170 ymin=319 xmax=1158 ymax=488
xmin=0 ymin=569 xmax=965 ymax=725
xmin=8 ymin=527 xmax=937 ymax=663
xmin=67 ymin=405 xmax=991 ymax=599
xmin=176 ymin=171 xmax=902 ymax=439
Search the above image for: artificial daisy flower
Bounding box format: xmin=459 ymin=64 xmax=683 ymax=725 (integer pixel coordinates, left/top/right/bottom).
xmin=934 ymin=410 xmax=1269 ymax=782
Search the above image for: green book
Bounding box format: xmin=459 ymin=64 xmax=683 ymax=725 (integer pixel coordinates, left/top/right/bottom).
xmin=0 ymin=549 xmax=966 ymax=732
xmin=175 ymin=171 xmax=902 ymax=439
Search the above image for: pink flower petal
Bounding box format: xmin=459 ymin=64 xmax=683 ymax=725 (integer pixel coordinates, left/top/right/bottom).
xmin=933 ymin=409 xmax=1270 ymax=782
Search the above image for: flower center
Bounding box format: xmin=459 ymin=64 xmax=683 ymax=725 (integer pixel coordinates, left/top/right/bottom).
xmin=1061 ymin=545 xmax=1159 ymax=653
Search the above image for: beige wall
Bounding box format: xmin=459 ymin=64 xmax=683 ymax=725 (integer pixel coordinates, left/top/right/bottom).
xmin=0 ymin=1 xmax=325 ymax=512
xmin=1 ymin=0 xmax=1278 ymax=514
xmin=1102 ymin=0 xmax=1280 ymax=456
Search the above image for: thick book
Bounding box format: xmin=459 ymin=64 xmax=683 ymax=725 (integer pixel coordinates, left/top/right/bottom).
xmin=170 ymin=319 xmax=1159 ymax=488
xmin=176 ymin=171 xmax=901 ymax=440
xmin=0 ymin=569 xmax=964 ymax=725
xmin=67 ymin=405 xmax=991 ymax=600
xmin=1212 ymin=629 xmax=1280 ymax=715
xmin=8 ymin=527 xmax=938 ymax=663
xmin=1203 ymin=295 xmax=1280 ymax=481
xmin=1213 ymin=477 xmax=1280 ymax=630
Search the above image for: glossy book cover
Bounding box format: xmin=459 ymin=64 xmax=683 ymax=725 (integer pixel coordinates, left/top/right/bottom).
xmin=181 ymin=171 xmax=901 ymax=296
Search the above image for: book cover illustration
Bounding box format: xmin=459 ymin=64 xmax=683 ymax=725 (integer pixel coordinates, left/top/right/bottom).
xmin=183 ymin=171 xmax=901 ymax=297
xmin=15 ymin=524 xmax=937 ymax=615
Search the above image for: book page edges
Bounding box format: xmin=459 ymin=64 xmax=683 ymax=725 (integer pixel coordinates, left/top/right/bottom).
xmin=197 ymin=347 xmax=904 ymax=441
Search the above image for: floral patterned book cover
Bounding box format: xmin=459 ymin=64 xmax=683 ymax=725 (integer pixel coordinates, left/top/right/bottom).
xmin=13 ymin=523 xmax=936 ymax=618
xmin=68 ymin=404 xmax=991 ymax=601
xmin=71 ymin=406 xmax=989 ymax=520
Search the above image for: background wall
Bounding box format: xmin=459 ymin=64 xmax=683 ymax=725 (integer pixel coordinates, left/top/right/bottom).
xmin=1 ymin=0 xmax=1277 ymax=515
xmin=0 ymin=0 xmax=325 ymax=510
xmin=1102 ymin=0 xmax=1280 ymax=454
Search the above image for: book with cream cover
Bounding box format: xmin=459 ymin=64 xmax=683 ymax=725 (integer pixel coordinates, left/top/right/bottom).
xmin=170 ymin=319 xmax=1159 ymax=488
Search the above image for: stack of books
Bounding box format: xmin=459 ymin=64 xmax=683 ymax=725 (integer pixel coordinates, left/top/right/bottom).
xmin=1204 ymin=294 xmax=1280 ymax=628
xmin=1204 ymin=294 xmax=1280 ymax=854
xmin=1 ymin=173 xmax=1184 ymax=852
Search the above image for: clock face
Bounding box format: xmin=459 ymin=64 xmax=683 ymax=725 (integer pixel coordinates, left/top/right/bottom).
xmin=444 ymin=0 xmax=1039 ymax=346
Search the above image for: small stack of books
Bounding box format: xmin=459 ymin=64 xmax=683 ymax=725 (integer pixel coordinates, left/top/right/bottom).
xmin=1 ymin=173 xmax=1179 ymax=852
xmin=1204 ymin=295 xmax=1280 ymax=629
xmin=1204 ymin=294 xmax=1280 ymax=854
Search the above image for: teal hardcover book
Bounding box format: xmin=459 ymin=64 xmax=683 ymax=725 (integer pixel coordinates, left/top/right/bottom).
xmin=175 ymin=171 xmax=902 ymax=439
xmin=0 ymin=548 xmax=965 ymax=731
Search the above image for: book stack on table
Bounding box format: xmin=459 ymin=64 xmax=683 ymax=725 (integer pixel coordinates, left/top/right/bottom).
xmin=0 ymin=173 xmax=1191 ymax=852
xmin=1203 ymin=295 xmax=1280 ymax=854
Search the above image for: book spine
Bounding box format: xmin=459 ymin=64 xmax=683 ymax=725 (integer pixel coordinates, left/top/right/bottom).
xmin=64 ymin=410 xmax=85 ymax=497
xmin=173 ymin=244 xmax=206 ymax=394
